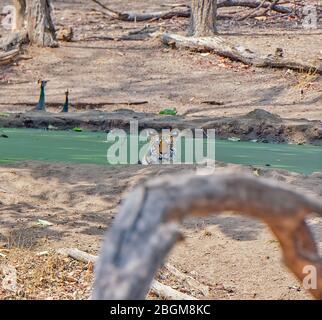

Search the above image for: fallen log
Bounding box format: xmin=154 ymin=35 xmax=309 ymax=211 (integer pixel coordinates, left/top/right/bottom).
xmin=217 ymin=0 xmax=293 ymax=14
xmin=150 ymin=280 xmax=197 ymax=300
xmin=0 ymin=49 xmax=20 ymax=65
xmin=92 ymin=172 xmax=322 ymax=300
xmin=91 ymin=0 xmax=190 ymax=21
xmin=57 ymin=247 xmax=97 ymax=263
xmin=56 ymin=247 xmax=196 ymax=300
xmin=161 ymin=33 xmax=322 ymax=74
xmin=237 ymin=0 xmax=271 ymax=21
xmin=164 ymin=263 xmax=209 ymax=296
xmin=91 ymin=0 xmax=296 ymax=23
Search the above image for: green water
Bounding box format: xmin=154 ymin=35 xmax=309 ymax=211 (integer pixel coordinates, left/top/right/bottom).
xmin=0 ymin=128 xmax=321 ymax=174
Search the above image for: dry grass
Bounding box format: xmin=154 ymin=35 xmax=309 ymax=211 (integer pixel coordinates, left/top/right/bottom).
xmin=294 ymin=68 xmax=321 ymax=96
xmin=0 ymin=248 xmax=93 ymax=300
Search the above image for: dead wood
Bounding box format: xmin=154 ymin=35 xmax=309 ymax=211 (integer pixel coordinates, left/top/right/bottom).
xmin=237 ymin=0 xmax=269 ymax=21
xmin=91 ymin=0 xmax=190 ymax=22
xmin=92 ymin=172 xmax=322 ymax=300
xmin=57 ymin=247 xmax=196 ymax=300
xmin=164 ymin=263 xmax=209 ymax=296
xmin=57 ymin=248 xmax=97 ymax=263
xmin=150 ymin=280 xmax=197 ymax=300
xmin=217 ymin=0 xmax=293 ymax=14
xmin=91 ymin=0 xmax=296 ymax=23
xmin=201 ymin=100 xmax=225 ymax=105
xmin=0 ymin=49 xmax=20 ymax=65
xmin=161 ymin=33 xmax=322 ymax=74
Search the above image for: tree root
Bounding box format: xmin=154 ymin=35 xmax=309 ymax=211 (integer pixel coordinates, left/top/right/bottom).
xmin=92 ymin=172 xmax=322 ymax=300
xmin=161 ymin=33 xmax=322 ymax=74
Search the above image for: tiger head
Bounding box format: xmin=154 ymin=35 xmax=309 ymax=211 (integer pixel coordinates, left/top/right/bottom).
xmin=141 ymin=129 xmax=179 ymax=165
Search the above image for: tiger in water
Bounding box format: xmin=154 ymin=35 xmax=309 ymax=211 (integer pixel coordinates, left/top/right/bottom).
xmin=140 ymin=129 xmax=179 ymax=165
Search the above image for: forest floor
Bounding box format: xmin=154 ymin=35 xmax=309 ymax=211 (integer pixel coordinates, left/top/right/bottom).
xmin=1 ymin=161 xmax=322 ymax=300
xmin=0 ymin=0 xmax=321 ymax=300
xmin=0 ymin=0 xmax=321 ymax=119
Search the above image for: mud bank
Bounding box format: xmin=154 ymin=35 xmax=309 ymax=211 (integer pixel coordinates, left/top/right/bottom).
xmin=1 ymin=109 xmax=322 ymax=146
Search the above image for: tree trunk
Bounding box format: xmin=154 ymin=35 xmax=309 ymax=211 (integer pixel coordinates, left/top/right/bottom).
xmin=12 ymin=0 xmax=26 ymax=31
xmin=26 ymin=0 xmax=57 ymax=47
xmin=189 ymin=0 xmax=217 ymax=36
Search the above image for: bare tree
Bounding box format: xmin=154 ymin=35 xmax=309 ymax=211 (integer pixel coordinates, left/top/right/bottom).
xmin=5 ymin=0 xmax=57 ymax=48
xmin=12 ymin=0 xmax=26 ymax=31
xmin=26 ymin=0 xmax=57 ymax=47
xmin=189 ymin=0 xmax=217 ymax=36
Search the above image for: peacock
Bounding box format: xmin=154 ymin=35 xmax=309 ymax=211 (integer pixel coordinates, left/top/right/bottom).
xmin=61 ymin=90 xmax=69 ymax=113
xmin=35 ymin=80 xmax=48 ymax=111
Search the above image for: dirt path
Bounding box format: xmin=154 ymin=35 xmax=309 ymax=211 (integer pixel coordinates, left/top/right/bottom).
xmin=1 ymin=161 xmax=322 ymax=299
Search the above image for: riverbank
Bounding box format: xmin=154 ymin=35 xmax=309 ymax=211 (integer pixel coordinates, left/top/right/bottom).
xmin=1 ymin=127 xmax=322 ymax=174
xmin=1 ymin=108 xmax=322 ymax=145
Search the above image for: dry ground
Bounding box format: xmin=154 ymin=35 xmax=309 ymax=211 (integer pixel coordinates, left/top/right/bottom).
xmin=0 ymin=0 xmax=321 ymax=119
xmin=0 ymin=0 xmax=322 ymax=300
xmin=1 ymin=161 xmax=322 ymax=300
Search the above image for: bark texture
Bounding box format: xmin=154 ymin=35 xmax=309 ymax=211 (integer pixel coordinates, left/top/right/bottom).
xmin=12 ymin=0 xmax=26 ymax=31
xmin=92 ymin=173 xmax=322 ymax=300
xmin=26 ymin=0 xmax=57 ymax=47
xmin=189 ymin=0 xmax=217 ymax=36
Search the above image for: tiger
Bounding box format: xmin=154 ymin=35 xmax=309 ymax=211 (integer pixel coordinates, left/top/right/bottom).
xmin=140 ymin=129 xmax=179 ymax=165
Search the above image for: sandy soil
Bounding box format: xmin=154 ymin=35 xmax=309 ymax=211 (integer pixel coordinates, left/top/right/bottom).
xmin=1 ymin=161 xmax=322 ymax=300
xmin=0 ymin=0 xmax=321 ymax=120
xmin=0 ymin=0 xmax=321 ymax=300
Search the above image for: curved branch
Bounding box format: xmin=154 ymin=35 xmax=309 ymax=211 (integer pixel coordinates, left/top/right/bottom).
xmin=93 ymin=173 xmax=322 ymax=300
